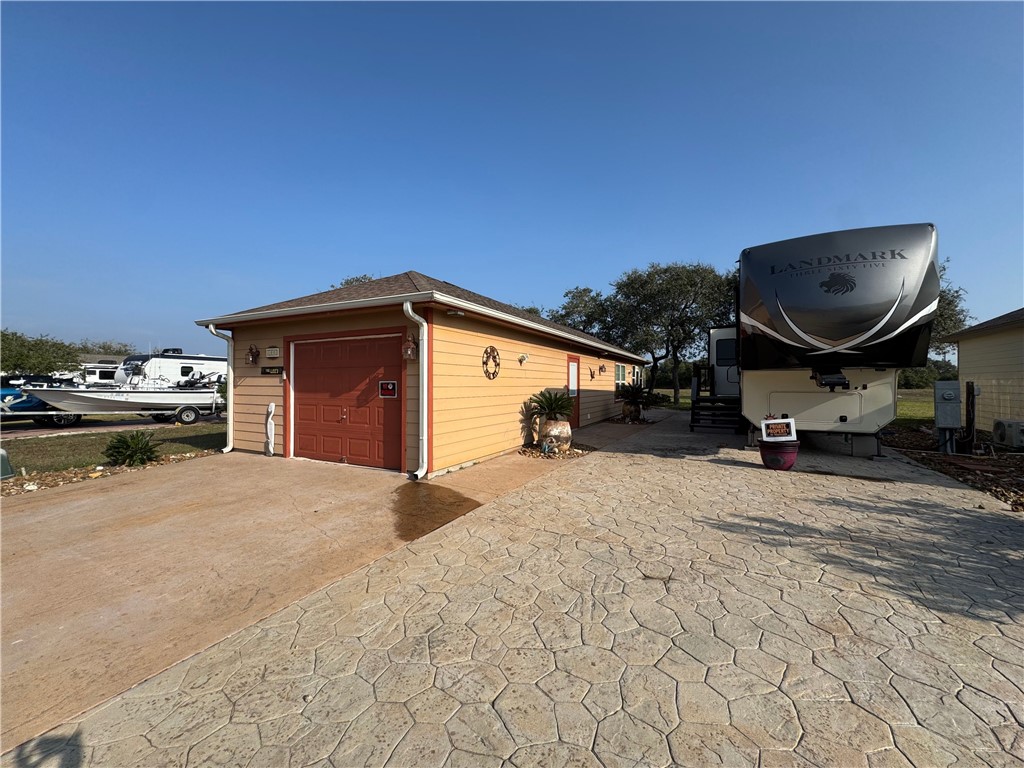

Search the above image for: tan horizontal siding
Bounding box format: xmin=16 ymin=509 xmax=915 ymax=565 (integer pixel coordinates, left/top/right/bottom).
xmin=957 ymin=327 xmax=1024 ymax=427
xmin=430 ymin=314 xmax=634 ymax=472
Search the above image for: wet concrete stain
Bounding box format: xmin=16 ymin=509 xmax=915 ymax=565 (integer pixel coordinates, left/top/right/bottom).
xmin=390 ymin=482 xmax=481 ymax=541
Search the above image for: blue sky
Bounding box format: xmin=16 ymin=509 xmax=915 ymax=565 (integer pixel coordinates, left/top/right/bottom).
xmin=3 ymin=2 xmax=1021 ymax=357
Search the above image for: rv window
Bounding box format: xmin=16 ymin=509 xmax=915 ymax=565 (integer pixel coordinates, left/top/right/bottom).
xmin=99 ymin=370 xmax=115 ymax=380
xmin=715 ymin=339 xmax=737 ymax=366
xmin=180 ymin=366 xmax=195 ymax=377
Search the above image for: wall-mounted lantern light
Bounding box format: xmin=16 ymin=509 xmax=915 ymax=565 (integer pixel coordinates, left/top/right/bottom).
xmin=402 ymin=336 xmax=418 ymax=361
xmin=246 ymin=345 xmax=261 ymax=365
xmin=599 ymin=364 xmax=607 ymax=374
xmin=518 ymin=354 xmax=529 ymax=365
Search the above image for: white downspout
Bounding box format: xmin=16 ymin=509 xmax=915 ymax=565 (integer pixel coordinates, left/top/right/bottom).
xmin=206 ymin=324 xmax=234 ymax=453
xmin=402 ymin=301 xmax=429 ymax=480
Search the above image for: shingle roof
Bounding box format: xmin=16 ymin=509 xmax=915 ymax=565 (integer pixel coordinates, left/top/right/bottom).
xmin=940 ymin=307 xmax=1024 ymax=343
xmin=198 ymin=271 xmax=646 ymax=363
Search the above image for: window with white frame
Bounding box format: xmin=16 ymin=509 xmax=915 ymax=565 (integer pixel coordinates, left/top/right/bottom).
xmin=615 ymin=363 xmax=627 ymax=398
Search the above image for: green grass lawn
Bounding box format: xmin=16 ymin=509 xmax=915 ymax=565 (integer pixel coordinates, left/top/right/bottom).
xmin=893 ymin=388 xmax=934 ymax=429
xmin=3 ymin=422 xmax=227 ymax=475
xmin=653 ymin=389 xmax=692 ymax=411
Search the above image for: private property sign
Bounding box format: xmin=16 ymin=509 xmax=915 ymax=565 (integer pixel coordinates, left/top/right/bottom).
xmin=760 ymin=418 xmax=797 ymax=442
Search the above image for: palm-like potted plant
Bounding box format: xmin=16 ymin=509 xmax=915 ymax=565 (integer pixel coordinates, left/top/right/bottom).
xmin=618 ymin=382 xmax=647 ymax=423
xmin=529 ymin=389 xmax=575 ymax=453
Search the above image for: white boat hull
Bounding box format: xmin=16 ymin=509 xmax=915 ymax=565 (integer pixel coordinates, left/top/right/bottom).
xmin=24 ymin=387 xmax=223 ymax=414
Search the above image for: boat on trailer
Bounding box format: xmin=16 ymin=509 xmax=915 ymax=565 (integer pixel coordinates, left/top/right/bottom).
xmin=23 ymin=370 xmax=226 ymax=426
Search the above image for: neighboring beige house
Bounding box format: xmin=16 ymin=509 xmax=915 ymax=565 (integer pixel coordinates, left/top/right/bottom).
xmin=942 ymin=307 xmax=1024 ymax=433
xmin=196 ymin=272 xmax=646 ymax=478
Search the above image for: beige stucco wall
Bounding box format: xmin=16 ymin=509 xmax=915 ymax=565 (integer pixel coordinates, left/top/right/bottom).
xmin=957 ymin=324 xmax=1024 ymax=430
xmin=226 ymin=308 xmax=420 ymax=471
xmin=430 ymin=313 xmax=640 ymax=474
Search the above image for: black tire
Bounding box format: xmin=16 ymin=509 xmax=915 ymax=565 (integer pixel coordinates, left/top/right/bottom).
xmin=49 ymin=412 xmax=82 ymax=428
xmin=151 ymin=414 xmax=174 ymax=423
xmin=175 ymin=406 xmax=201 ymax=425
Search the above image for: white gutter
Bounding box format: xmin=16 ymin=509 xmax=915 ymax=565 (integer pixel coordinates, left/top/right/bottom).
xmin=206 ymin=324 xmax=234 ymax=453
xmin=402 ymin=301 xmax=429 ymax=480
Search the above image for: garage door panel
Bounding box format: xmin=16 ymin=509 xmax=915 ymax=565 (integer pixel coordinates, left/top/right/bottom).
xmin=321 ymin=405 xmax=344 ymax=424
xmin=296 ymin=404 xmax=318 ymax=423
xmin=346 ymin=438 xmax=372 ymax=462
xmin=321 ymin=436 xmax=343 ymax=458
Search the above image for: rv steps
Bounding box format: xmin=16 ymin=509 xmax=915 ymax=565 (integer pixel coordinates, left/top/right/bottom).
xmin=690 ymin=397 xmax=743 ymax=432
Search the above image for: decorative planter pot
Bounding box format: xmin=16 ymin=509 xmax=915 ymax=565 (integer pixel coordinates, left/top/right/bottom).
xmin=758 ymin=440 xmax=800 ymax=471
xmin=539 ymin=418 xmax=573 ymax=453
xmin=621 ymin=402 xmax=642 ymax=422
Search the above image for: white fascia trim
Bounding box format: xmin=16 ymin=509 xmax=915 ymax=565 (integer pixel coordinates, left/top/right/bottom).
xmin=194 ymin=292 xmax=435 ymax=327
xmin=195 ymin=290 xmax=646 ymax=365
xmin=434 ymin=293 xmax=649 ymax=365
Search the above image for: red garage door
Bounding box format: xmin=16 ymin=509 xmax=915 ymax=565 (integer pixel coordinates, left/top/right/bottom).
xmin=292 ymin=337 xmax=402 ymax=469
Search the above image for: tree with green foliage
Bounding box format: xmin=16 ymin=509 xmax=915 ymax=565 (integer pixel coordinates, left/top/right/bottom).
xmin=547 ymin=287 xmax=608 ymax=336
xmin=1 ymin=329 xmax=82 ymax=375
xmin=77 ymin=339 xmax=137 ymax=357
xmin=511 ymin=303 xmax=545 ymax=317
xmin=898 ymin=358 xmax=959 ymax=389
xmin=330 ymin=274 xmax=376 ymax=290
xmin=931 ymin=258 xmax=972 ymax=356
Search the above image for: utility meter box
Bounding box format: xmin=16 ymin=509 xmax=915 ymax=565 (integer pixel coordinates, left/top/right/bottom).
xmin=934 ymin=381 xmax=961 ymax=429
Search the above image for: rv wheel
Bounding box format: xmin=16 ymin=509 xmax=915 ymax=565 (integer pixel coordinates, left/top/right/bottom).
xmin=49 ymin=413 xmax=82 ymax=428
xmin=175 ymin=406 xmax=201 ymax=425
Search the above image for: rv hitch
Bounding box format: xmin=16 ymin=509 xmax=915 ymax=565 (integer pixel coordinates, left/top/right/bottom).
xmin=811 ymin=368 xmax=851 ymax=392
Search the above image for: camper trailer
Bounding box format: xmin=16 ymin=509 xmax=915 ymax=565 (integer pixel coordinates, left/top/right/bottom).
xmin=693 ymin=224 xmax=940 ymax=453
xmin=114 ymin=348 xmax=228 ymax=386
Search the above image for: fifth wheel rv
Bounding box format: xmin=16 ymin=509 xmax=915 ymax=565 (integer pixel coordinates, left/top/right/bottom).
xmin=694 ymin=224 xmax=940 ymax=453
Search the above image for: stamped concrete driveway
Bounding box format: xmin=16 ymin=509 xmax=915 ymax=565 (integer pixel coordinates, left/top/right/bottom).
xmin=5 ymin=413 xmax=1023 ymax=767
xmin=0 ymin=451 xmax=495 ymax=750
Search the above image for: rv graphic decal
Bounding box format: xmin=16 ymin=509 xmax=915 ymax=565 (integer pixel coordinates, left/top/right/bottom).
xmin=820 ymin=273 xmax=856 ymax=295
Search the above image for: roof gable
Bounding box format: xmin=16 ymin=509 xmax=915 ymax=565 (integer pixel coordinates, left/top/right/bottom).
xmin=197 ymin=271 xmax=646 ymax=363
xmin=941 ymin=307 xmax=1024 ymax=343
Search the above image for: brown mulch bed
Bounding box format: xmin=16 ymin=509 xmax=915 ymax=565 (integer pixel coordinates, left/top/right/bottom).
xmin=882 ymin=427 xmax=1024 ymax=514
xmin=1 ymin=450 xmax=220 ymax=497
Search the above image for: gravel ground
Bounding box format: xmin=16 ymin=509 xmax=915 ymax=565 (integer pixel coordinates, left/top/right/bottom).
xmin=1 ymin=450 xmax=220 ymax=497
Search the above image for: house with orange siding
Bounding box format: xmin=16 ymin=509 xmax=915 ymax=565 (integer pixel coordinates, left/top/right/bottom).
xmin=195 ymin=272 xmax=647 ymax=478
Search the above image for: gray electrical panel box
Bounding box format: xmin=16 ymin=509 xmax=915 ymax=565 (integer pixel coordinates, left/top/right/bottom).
xmin=934 ymin=381 xmax=961 ymax=429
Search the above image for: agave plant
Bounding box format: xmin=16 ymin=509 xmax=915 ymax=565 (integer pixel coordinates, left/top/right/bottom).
xmin=528 ymin=389 xmax=575 ymax=421
xmin=618 ymin=382 xmax=648 ymax=422
xmin=103 ymin=430 xmax=160 ymax=467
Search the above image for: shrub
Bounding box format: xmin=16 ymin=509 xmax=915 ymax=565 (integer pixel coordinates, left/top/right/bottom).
xmin=103 ymin=430 xmax=160 ymax=467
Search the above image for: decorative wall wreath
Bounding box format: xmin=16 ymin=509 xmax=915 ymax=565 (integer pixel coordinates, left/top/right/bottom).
xmin=482 ymin=346 xmax=501 ymax=379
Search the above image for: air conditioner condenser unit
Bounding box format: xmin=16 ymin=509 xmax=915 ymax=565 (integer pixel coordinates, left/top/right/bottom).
xmin=992 ymin=419 xmax=1024 ymax=449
